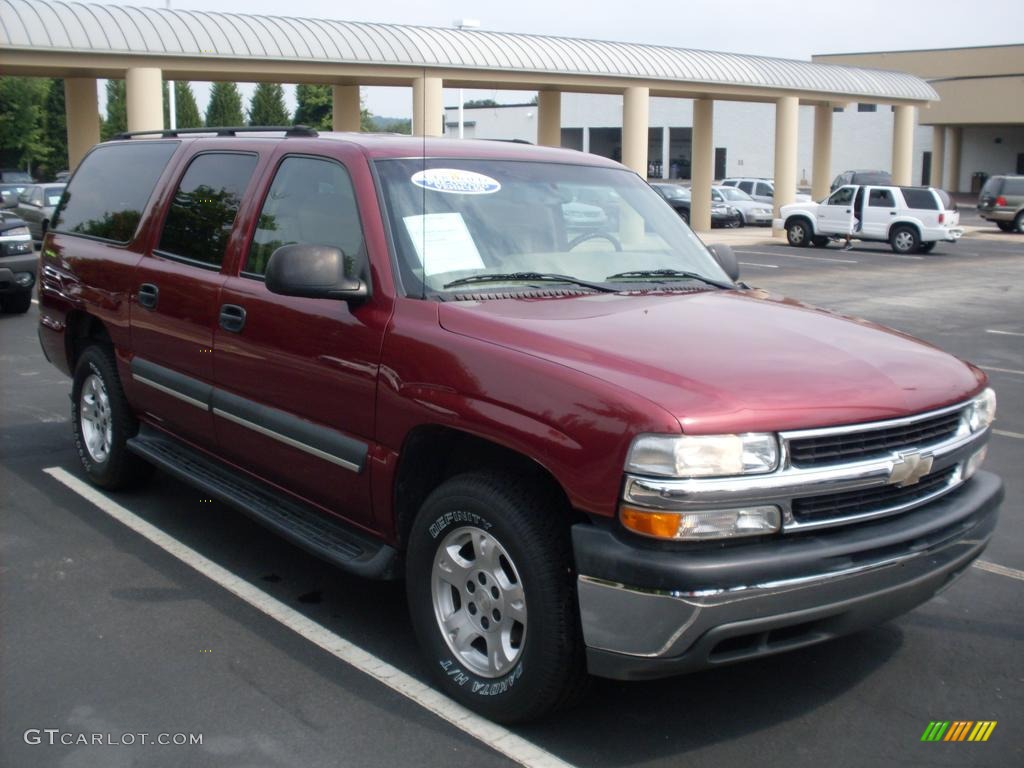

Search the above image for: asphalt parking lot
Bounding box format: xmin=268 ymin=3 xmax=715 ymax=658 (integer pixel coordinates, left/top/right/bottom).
xmin=2 ymin=229 xmax=1022 ymax=768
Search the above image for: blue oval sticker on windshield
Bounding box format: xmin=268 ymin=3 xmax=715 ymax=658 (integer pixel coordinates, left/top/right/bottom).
xmin=411 ymin=169 xmax=501 ymax=195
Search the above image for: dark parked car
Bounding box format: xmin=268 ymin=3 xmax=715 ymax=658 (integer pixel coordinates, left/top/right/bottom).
xmin=0 ymin=215 xmax=36 ymax=313
xmin=830 ymin=169 xmax=892 ymax=191
xmin=38 ymin=128 xmax=1002 ymax=723
xmin=651 ymin=183 xmax=742 ymax=227
xmin=977 ymin=175 xmax=1024 ymax=233
xmin=15 ymin=183 xmax=66 ymax=242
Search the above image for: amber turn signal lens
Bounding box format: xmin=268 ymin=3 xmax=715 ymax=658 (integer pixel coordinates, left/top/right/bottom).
xmin=620 ymin=505 xmax=681 ymax=539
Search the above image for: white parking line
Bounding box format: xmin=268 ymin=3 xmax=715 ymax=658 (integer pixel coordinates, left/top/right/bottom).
xmin=983 ymin=366 xmax=1024 ymax=377
xmin=993 ymin=429 xmax=1024 ymax=440
xmin=986 ymin=329 xmax=1024 ymax=337
xmin=43 ymin=467 xmax=576 ymax=768
xmin=973 ymin=559 xmax=1024 ymax=582
xmin=740 ymin=250 xmax=858 ymax=264
xmin=31 ymin=298 xmax=38 ymax=305
xmin=739 ymin=262 xmax=779 ymax=269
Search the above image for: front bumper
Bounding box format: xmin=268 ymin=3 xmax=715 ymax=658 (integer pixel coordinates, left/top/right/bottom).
xmin=573 ymin=471 xmax=1002 ymax=680
xmin=0 ymin=249 xmax=37 ymax=295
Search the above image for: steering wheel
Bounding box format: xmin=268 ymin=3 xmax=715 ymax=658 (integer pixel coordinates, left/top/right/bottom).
xmin=567 ymin=231 xmax=622 ymax=251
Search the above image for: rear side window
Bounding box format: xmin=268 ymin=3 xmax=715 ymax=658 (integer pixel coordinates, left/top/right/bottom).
xmin=738 ymin=181 xmax=754 ymax=193
xmin=157 ymin=152 xmax=258 ymax=268
xmin=755 ymin=182 xmax=773 ymax=197
xmin=1003 ymin=178 xmax=1024 ymax=195
xmin=245 ymin=156 xmax=363 ymax=276
xmin=900 ymin=188 xmax=939 ymax=210
xmin=53 ymin=142 xmax=178 ymax=243
xmin=868 ymin=189 xmax=895 ymax=207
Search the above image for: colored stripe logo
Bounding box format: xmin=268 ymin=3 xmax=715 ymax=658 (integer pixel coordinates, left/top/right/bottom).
xmin=921 ymin=721 xmax=997 ymax=742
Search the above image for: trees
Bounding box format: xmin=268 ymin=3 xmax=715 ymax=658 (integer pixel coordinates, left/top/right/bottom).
xmin=174 ymin=81 xmax=203 ymax=128
xmin=248 ymin=83 xmax=289 ymax=126
xmin=101 ymin=79 xmax=127 ymax=140
xmin=293 ymin=84 xmax=332 ymax=130
xmin=205 ymin=82 xmax=244 ymax=127
xmin=41 ymin=78 xmax=68 ymax=173
xmin=0 ymin=76 xmax=48 ymax=173
xmin=463 ymin=98 xmax=500 ymax=108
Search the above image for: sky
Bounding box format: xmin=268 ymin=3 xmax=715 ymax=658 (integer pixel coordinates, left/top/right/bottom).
xmin=88 ymin=0 xmax=1021 ymax=119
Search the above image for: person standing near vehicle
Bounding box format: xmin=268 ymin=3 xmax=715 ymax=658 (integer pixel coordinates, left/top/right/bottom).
xmin=843 ymin=186 xmax=866 ymax=250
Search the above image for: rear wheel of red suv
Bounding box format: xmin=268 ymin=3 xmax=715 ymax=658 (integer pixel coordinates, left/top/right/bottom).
xmin=406 ymin=472 xmax=588 ymax=723
xmin=71 ymin=345 xmax=152 ymax=489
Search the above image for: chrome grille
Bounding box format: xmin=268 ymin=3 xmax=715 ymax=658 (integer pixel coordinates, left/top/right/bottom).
xmin=787 ymin=410 xmax=963 ymax=467
xmin=791 ymin=466 xmax=958 ymax=524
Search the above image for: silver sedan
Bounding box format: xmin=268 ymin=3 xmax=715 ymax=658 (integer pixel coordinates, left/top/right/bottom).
xmin=15 ymin=183 xmax=66 ymax=243
xmin=712 ymin=186 xmax=773 ymax=226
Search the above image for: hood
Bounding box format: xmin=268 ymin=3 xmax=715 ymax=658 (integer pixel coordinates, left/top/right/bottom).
xmin=438 ymin=290 xmax=985 ymax=434
xmin=780 ymin=200 xmax=818 ymax=216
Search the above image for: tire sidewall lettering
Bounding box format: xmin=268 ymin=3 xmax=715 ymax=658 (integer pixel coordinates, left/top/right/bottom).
xmin=428 ymin=509 xmax=492 ymax=539
xmin=439 ymin=657 xmax=524 ymax=697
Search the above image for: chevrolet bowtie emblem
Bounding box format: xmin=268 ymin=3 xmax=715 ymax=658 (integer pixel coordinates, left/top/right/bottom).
xmin=888 ymin=450 xmax=934 ymax=487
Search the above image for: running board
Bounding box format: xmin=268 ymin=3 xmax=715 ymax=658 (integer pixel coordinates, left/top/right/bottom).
xmin=127 ymin=425 xmax=398 ymax=579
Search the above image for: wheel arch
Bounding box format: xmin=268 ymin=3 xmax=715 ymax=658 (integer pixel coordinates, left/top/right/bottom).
xmin=392 ymin=425 xmax=580 ymax=552
xmin=887 ymin=219 xmax=922 ymax=241
xmin=784 ymin=214 xmax=816 ymax=235
xmin=65 ymin=310 xmax=113 ymax=371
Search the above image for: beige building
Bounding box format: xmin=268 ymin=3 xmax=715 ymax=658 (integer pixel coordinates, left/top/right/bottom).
xmin=814 ymin=45 xmax=1024 ymax=193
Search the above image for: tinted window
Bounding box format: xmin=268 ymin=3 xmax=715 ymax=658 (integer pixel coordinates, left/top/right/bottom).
xmin=980 ymin=177 xmax=1004 ymax=198
xmin=868 ymin=189 xmax=895 ymax=208
xmin=854 ymin=172 xmax=891 ymax=185
xmin=1003 ymin=178 xmax=1024 ymax=195
xmin=53 ymin=142 xmax=178 ymax=243
xmin=245 ymin=156 xmax=363 ymax=276
xmin=738 ymin=181 xmax=754 ymax=193
xmin=900 ymin=188 xmax=939 ymax=210
xmin=827 ymin=187 xmax=854 ymax=205
xmin=158 ymin=153 xmax=258 ymax=267
xmin=857 ymin=103 xmax=877 ymax=112
xmin=755 ymin=182 xmax=773 ymax=197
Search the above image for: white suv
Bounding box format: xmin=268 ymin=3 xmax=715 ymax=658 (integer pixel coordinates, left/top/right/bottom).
xmin=721 ymin=177 xmax=811 ymax=205
xmin=775 ymin=184 xmax=963 ymax=254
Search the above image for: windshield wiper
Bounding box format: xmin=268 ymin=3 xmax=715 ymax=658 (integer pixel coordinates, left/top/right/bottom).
xmin=443 ymin=272 xmax=617 ymax=293
xmin=604 ymin=269 xmax=733 ymax=289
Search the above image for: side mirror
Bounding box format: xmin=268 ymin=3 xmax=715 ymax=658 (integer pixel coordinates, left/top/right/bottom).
xmin=706 ymin=243 xmax=740 ymax=282
xmin=265 ymin=244 xmax=369 ymax=302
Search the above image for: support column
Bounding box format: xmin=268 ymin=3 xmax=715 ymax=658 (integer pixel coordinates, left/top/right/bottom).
xmin=947 ymin=127 xmax=962 ymax=193
xmin=690 ymin=98 xmax=714 ymax=233
xmin=930 ymin=125 xmax=946 ymax=189
xmin=332 ymin=85 xmax=361 ymax=132
xmin=891 ymin=105 xmax=915 ymax=186
xmin=125 ymin=67 xmax=163 ymax=132
xmin=811 ymin=104 xmax=834 ymax=201
xmin=621 ymin=86 xmax=649 ymax=176
xmin=772 ymin=96 xmax=799 ymax=236
xmin=537 ymin=90 xmax=561 ymax=147
xmin=412 ymin=76 xmax=443 ymax=137
xmin=64 ymin=77 xmax=100 ymax=171
xmin=661 ymin=126 xmax=670 ymax=180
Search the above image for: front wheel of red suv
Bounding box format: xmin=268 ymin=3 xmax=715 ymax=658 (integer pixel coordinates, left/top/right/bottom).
xmin=71 ymin=345 xmax=152 ymax=490
xmin=406 ymin=472 xmax=588 ymax=723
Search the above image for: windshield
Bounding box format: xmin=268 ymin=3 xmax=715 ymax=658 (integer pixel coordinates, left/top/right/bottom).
xmin=376 ymin=160 xmax=728 ymax=296
xmin=653 ymin=184 xmax=689 ymax=201
xmin=716 ymin=187 xmax=752 ymax=202
xmin=45 ymin=190 xmax=64 ymax=206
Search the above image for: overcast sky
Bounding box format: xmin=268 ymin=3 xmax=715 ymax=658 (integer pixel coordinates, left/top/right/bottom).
xmin=90 ymin=0 xmax=1020 ymax=118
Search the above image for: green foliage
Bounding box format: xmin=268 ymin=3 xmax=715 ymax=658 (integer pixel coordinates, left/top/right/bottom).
xmin=41 ymin=78 xmax=68 ymax=174
xmin=0 ymin=76 xmax=48 ymax=172
xmin=463 ymin=98 xmax=499 ymax=108
xmin=248 ymin=83 xmax=290 ymax=126
xmin=174 ymin=82 xmax=203 ymax=129
xmin=293 ymin=84 xmax=332 ymax=130
xmin=205 ymin=82 xmax=244 ymax=128
xmin=369 ymin=116 xmax=411 ymax=134
xmin=101 ymin=79 xmax=127 ymax=140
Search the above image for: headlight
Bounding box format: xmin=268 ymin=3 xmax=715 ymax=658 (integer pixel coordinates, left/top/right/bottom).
xmin=621 ymin=504 xmax=781 ymax=540
xmin=965 ymin=388 xmax=996 ymax=433
xmin=14 ymin=271 xmax=34 ymax=286
xmin=626 ymin=433 xmax=779 ymax=478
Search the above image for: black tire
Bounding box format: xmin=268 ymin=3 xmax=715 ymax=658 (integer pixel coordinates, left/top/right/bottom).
xmin=406 ymin=472 xmax=588 ymax=723
xmin=678 ymin=209 xmax=690 ymax=225
xmin=71 ymin=345 xmax=153 ymax=489
xmin=1015 ymin=212 xmax=1024 ymax=234
xmin=811 ymin=235 xmax=830 ymax=248
xmin=917 ymin=241 xmax=936 ymax=254
xmin=890 ymin=225 xmax=919 ymax=254
xmin=1 ymin=289 xmax=32 ymax=314
xmin=785 ymin=219 xmax=811 ymax=247
xmin=996 ymin=221 xmax=1014 ymax=232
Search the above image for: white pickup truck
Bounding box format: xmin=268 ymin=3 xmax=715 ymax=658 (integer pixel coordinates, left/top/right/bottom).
xmin=775 ymin=184 xmax=963 ymax=254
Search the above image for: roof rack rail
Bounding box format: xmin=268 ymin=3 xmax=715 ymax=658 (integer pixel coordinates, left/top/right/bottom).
xmin=110 ymin=125 xmax=318 ymax=141
xmin=485 ymin=138 xmax=533 ymax=145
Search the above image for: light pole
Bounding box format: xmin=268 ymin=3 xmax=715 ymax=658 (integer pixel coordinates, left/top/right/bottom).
xmin=453 ymin=19 xmax=480 ymax=138
xmin=165 ymin=1 xmax=175 ymax=129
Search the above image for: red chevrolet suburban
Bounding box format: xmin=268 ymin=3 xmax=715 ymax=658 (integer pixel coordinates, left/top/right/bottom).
xmin=37 ymin=128 xmax=1003 ymax=723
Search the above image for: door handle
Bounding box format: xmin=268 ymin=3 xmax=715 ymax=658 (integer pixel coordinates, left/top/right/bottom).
xmin=219 ymin=304 xmax=247 ymax=333
xmin=138 ymin=283 xmax=159 ymax=309
xmin=890 ymin=211 xmax=897 ymax=216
